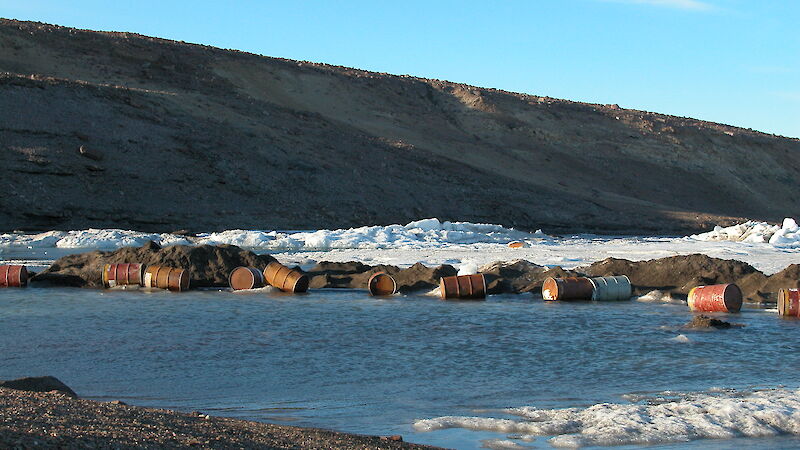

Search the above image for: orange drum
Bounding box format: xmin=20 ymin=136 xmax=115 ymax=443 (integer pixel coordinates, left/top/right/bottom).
xmin=541 ymin=277 xmax=594 ymax=301
xmin=143 ymin=265 xmax=190 ymax=292
xmin=0 ymin=265 xmax=28 ymax=287
xmin=778 ymin=288 xmax=800 ymax=317
xmin=102 ymin=263 xmax=144 ymax=288
xmin=368 ymin=272 xmax=397 ymax=296
xmin=688 ymin=284 xmax=742 ymax=313
xmin=263 ymin=262 xmax=309 ymax=293
xmin=229 ymin=267 xmax=266 ymax=290
xmin=439 ymin=274 xmax=486 ymax=300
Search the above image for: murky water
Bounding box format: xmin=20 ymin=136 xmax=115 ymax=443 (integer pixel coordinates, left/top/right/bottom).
xmin=1 ymin=286 xmax=799 ymax=449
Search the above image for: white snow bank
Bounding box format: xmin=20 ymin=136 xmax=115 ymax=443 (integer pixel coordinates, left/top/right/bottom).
xmin=0 ymin=219 xmax=544 ymax=251
xmin=0 ymin=229 xmax=192 ymax=250
xmin=414 ymin=388 xmax=800 ymax=447
xmin=457 ymin=260 xmax=480 ymax=276
xmin=690 ymin=218 xmax=800 ymax=246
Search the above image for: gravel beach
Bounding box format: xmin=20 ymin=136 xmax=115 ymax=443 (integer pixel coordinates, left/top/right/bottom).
xmin=0 ymin=388 xmax=441 ymax=449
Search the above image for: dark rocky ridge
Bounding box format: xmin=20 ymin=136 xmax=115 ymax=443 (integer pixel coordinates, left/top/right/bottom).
xmin=34 ymin=244 xmax=798 ymax=303
xmin=33 ymin=242 xmax=277 ymax=288
xmin=0 ymin=376 xmax=77 ymax=398
xmin=1 ymin=19 xmax=799 ymax=234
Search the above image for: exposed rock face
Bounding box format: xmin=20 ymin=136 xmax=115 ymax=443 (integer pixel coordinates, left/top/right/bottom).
xmin=1 ymin=19 xmax=799 ymax=233
xmin=32 ymin=242 xmax=277 ymax=288
xmin=0 ymin=376 xmax=77 ymax=397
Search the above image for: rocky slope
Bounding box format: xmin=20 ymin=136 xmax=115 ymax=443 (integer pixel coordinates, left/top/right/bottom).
xmin=1 ymin=19 xmax=798 ymax=234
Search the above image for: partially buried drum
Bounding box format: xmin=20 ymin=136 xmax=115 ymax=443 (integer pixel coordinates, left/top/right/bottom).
xmin=541 ymin=277 xmax=594 ymax=301
xmin=263 ymin=262 xmax=309 ymax=293
xmin=439 ymin=274 xmax=486 ymax=300
xmin=589 ymin=276 xmax=632 ymax=301
xmin=229 ymin=266 xmax=265 ymax=291
xmin=688 ymin=283 xmax=742 ymax=313
xmin=0 ymin=265 xmax=28 ymax=287
xmin=143 ymin=265 xmax=190 ymax=292
xmin=778 ymin=288 xmax=800 ymax=317
xmin=367 ymin=272 xmax=397 ymax=296
xmin=102 ymin=263 xmax=144 ymax=288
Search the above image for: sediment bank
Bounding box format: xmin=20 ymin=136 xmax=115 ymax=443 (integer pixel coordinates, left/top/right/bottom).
xmin=27 ymin=243 xmax=800 ymax=303
xmin=0 ymin=385 xmax=437 ymax=449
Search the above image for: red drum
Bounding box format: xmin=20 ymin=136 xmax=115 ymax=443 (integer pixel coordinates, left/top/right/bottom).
xmin=687 ymin=284 xmax=742 ymax=313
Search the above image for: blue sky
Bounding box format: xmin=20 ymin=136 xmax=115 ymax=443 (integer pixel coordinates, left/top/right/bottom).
xmin=2 ymin=0 xmax=798 ymax=137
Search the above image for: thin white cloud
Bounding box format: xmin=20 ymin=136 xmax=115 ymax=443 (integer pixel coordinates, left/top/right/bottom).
xmin=603 ymin=0 xmax=714 ymax=11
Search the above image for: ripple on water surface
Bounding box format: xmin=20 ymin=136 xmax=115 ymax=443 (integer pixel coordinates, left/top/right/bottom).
xmin=1 ymin=287 xmax=800 ymax=449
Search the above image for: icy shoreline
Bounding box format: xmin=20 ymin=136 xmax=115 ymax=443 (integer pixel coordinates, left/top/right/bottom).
xmin=2 ymin=218 xmax=798 ymax=275
xmin=414 ymin=387 xmax=800 ymax=447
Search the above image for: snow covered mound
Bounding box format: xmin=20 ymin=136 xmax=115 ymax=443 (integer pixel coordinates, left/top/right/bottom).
xmin=690 ymin=218 xmax=800 ymax=246
xmin=0 ymin=229 xmax=192 ymax=250
xmin=0 ymin=219 xmax=548 ymax=251
xmin=414 ymin=388 xmax=800 ymax=447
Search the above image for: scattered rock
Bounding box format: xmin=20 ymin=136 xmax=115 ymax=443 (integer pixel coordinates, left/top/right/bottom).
xmin=78 ymin=145 xmax=102 ymax=161
xmin=306 ymin=261 xmax=456 ymax=292
xmin=682 ymin=315 xmax=743 ymax=329
xmin=382 ymin=435 xmax=404 ymax=442
xmin=109 ymin=400 xmax=127 ymax=405
xmin=0 ymin=376 xmax=77 ymax=397
xmin=478 ymin=260 xmax=579 ymax=294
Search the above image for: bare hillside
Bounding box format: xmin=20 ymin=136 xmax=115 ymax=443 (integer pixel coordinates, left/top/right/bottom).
xmin=1 ymin=19 xmax=797 ymax=234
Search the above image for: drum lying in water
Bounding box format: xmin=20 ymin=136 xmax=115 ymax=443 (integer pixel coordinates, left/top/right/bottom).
xmin=541 ymin=277 xmax=594 ymax=301
xmin=229 ymin=266 xmax=265 ymax=291
xmin=778 ymin=288 xmax=800 ymax=317
xmin=263 ymin=262 xmax=309 ymax=293
xmin=143 ymin=265 xmax=190 ymax=292
xmin=439 ymin=274 xmax=486 ymax=300
xmin=102 ymin=263 xmax=144 ymax=288
xmin=589 ymin=276 xmax=632 ymax=301
xmin=688 ymin=283 xmax=742 ymax=313
xmin=367 ymin=272 xmax=397 ymax=296
xmin=0 ymin=265 xmax=28 ymax=287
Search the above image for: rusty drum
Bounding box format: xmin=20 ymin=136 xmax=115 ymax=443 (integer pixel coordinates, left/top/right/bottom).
xmin=263 ymin=262 xmax=309 ymax=293
xmin=778 ymin=288 xmax=800 ymax=317
xmin=0 ymin=265 xmax=28 ymax=287
xmin=102 ymin=263 xmax=144 ymax=288
xmin=688 ymin=283 xmax=742 ymax=313
xmin=439 ymin=274 xmax=486 ymax=300
xmin=368 ymin=272 xmax=397 ymax=296
xmin=143 ymin=265 xmax=190 ymax=292
xmin=541 ymin=277 xmax=594 ymax=301
xmin=229 ymin=266 xmax=265 ymax=290
xmin=589 ymin=276 xmax=632 ymax=301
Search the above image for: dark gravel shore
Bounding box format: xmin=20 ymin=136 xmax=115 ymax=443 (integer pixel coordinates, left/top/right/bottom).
xmin=0 ymin=388 xmax=442 ymax=449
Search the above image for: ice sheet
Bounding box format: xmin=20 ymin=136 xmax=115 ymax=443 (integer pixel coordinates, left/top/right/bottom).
xmin=1 ymin=219 xmax=798 ymax=275
xmin=414 ymin=388 xmax=800 ymax=447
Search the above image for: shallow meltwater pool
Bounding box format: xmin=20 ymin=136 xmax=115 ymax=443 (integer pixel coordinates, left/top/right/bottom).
xmin=2 ymin=287 xmax=800 ymax=449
